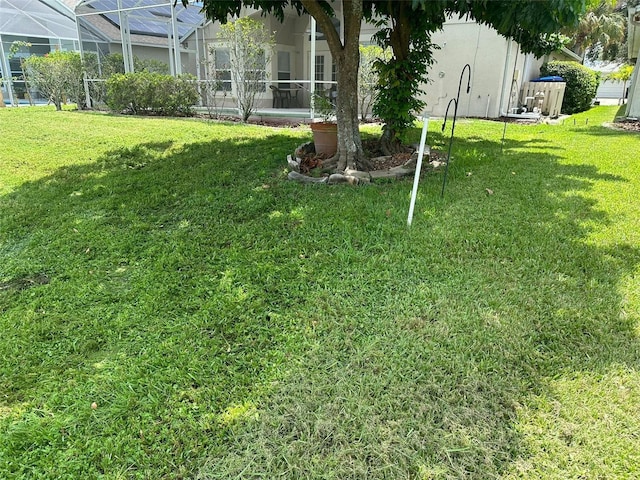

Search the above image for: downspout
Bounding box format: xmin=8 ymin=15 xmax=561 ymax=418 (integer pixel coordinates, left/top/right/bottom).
xmin=498 ymin=38 xmax=512 ymax=116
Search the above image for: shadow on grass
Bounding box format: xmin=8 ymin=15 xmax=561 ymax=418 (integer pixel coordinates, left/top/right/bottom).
xmin=1 ymin=121 xmax=639 ymax=478
xmin=569 ymin=124 xmax=640 ymax=137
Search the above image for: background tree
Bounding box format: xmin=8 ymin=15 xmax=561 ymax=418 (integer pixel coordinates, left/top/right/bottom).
xmin=358 ymin=44 xmax=387 ymax=120
xmin=564 ymin=0 xmax=626 ymax=62
xmin=196 ymin=0 xmax=368 ymax=171
xmin=201 ymin=46 xmax=231 ymax=119
xmin=101 ymin=53 xmax=170 ymax=77
xmin=366 ymin=1 xmax=445 ymax=154
xmin=217 ymin=17 xmax=275 ymax=122
xmin=607 ymin=63 xmax=634 ymax=101
xmin=8 ymin=41 xmax=33 ymax=106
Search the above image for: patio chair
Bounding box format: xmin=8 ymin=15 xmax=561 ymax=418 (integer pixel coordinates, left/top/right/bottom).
xmin=270 ymin=85 xmax=288 ymax=108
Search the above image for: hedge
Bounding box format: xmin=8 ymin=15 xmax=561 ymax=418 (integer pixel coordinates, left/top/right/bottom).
xmin=540 ymin=61 xmax=600 ymax=114
xmin=106 ymin=72 xmax=199 ymax=116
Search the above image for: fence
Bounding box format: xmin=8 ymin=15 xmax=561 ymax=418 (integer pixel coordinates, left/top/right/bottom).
xmin=520 ymin=81 xmax=566 ymax=118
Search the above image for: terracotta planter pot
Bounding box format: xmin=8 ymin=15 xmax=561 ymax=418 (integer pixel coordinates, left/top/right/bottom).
xmin=310 ymin=122 xmax=338 ymax=156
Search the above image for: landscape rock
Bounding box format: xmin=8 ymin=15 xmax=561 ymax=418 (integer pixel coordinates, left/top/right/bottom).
xmin=343 ymin=168 xmax=372 ymax=181
xmin=327 ymin=174 xmax=366 ymax=185
xmin=288 ymin=171 xmax=328 ymax=184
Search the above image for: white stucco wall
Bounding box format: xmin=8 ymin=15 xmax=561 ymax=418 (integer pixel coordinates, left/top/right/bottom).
xmin=182 ymin=11 xmax=558 ymax=117
xmin=625 ymin=60 xmax=640 ymax=117
xmin=420 ymin=17 xmax=537 ymax=118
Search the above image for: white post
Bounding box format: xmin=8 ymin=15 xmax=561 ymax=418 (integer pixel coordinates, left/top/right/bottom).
xmin=407 ymin=114 xmax=430 ymax=227
xmin=201 ymin=25 xmax=208 ymax=81
xmin=167 ymin=22 xmax=175 ymax=75
xmin=310 ymin=16 xmax=316 ymax=119
xmin=171 ymin=4 xmax=182 ymax=75
xmin=75 ymin=18 xmax=92 ymax=109
xmin=117 ymin=0 xmax=133 ymax=73
xmin=0 ymin=34 xmax=14 ymax=106
xmin=498 ymin=39 xmax=512 ymax=116
xmin=195 ymin=23 xmax=201 ymax=81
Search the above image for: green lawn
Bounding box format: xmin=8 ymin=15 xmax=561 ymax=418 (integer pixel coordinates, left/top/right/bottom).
xmin=1 ymin=106 xmax=639 ymax=479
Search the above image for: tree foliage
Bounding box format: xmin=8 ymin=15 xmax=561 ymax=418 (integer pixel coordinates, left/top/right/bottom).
xmin=607 ymin=64 xmax=634 ymax=101
xmin=563 ymin=0 xmax=626 ymax=61
xmin=358 ymin=44 xmax=388 ymax=120
xmin=365 ymin=1 xmax=443 ymax=153
xmin=217 ymin=17 xmax=275 ymax=122
xmin=365 ymin=0 xmax=585 ymax=153
xmin=607 ymin=63 xmax=634 ymax=83
xmin=100 ymin=53 xmax=170 ymax=77
xmin=7 ymin=41 xmax=33 ymax=105
xmin=442 ymin=0 xmax=584 ymax=57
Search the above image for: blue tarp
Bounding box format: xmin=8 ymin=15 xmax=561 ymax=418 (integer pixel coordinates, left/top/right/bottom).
xmin=532 ymin=76 xmax=564 ymax=82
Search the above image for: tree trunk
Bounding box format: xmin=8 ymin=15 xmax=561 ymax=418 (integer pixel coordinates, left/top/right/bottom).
xmin=334 ymin=33 xmax=367 ymax=171
xmin=302 ymin=0 xmax=368 ymax=171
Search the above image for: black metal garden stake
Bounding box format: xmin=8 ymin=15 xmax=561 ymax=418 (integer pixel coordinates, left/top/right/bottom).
xmin=441 ymin=63 xmax=472 ymax=198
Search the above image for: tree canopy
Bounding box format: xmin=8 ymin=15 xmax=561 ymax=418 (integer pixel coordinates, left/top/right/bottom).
xmin=563 ymin=0 xmax=626 ymax=62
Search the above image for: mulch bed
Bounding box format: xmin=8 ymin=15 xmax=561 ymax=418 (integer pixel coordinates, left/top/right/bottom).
xmin=609 ymin=119 xmax=640 ymax=133
xmin=296 ymin=137 xmax=446 ymax=173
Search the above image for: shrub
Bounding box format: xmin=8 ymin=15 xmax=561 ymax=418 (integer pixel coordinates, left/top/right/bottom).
xmin=540 ymin=61 xmax=600 ymax=114
xmin=101 ymin=53 xmax=169 ymax=77
xmin=23 ymin=51 xmax=84 ymax=110
xmin=106 ymin=72 xmax=199 ymax=116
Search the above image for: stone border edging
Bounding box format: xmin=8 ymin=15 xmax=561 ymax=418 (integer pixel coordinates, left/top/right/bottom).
xmin=287 ymin=142 xmax=434 ymax=185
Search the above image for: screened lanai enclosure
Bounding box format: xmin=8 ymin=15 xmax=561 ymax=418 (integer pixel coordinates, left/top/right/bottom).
xmin=72 ymin=0 xmax=329 ymax=117
xmin=1 ymin=0 xmax=333 ymax=117
xmin=0 ymin=0 xmax=79 ymax=104
xmin=0 ymin=0 xmax=207 ymax=107
xmin=72 ymin=0 xmax=206 ymax=78
xmin=70 ymin=0 xmax=207 ymax=109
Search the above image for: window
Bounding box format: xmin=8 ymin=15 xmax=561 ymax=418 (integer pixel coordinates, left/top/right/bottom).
xmin=277 ymin=51 xmax=291 ymax=89
xmin=314 ymin=55 xmax=324 ymax=90
xmin=213 ymin=49 xmax=231 ymax=91
xmin=331 ymin=58 xmax=337 ymax=82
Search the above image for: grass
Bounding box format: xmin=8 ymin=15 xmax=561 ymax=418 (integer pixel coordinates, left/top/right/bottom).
xmin=1 ymin=106 xmax=639 ymax=479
